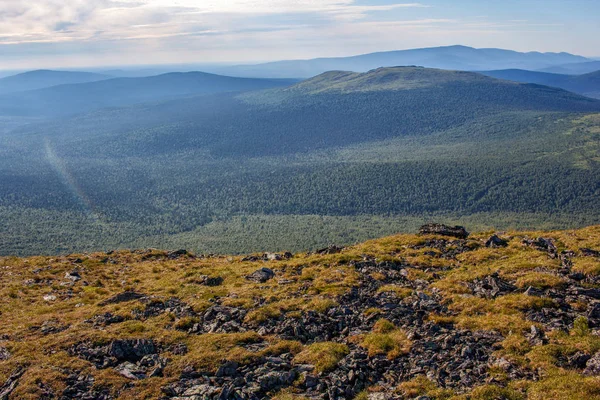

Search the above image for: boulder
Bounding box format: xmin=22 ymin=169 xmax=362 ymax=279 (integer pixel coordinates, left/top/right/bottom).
xmin=568 ymin=351 xmax=591 ymax=369
xmin=196 ymin=275 xmax=224 ymax=286
xmin=316 ymin=245 xmax=344 ymax=255
xmin=469 ymin=273 xmax=516 ymax=298
xmin=61 ymin=373 xmax=111 ymax=400
xmin=43 ymin=294 xmax=56 ymax=302
xmin=584 ymin=352 xmax=600 ymax=376
xmin=65 ymin=270 xmax=81 ymax=282
xmin=85 ymin=312 xmax=125 ymax=327
xmin=168 ymin=249 xmax=190 ymax=259
xmin=107 ymin=339 xmax=157 ymax=362
xmin=246 ymin=268 xmax=275 ymax=283
xmin=581 ymin=248 xmax=600 ymax=257
xmin=589 ymin=303 xmax=600 ymax=321
xmin=216 ymin=361 xmax=239 ymax=377
xmin=485 ymin=235 xmax=508 ymax=248
xmin=523 ymin=237 xmax=557 ymax=257
xmin=116 ymin=362 xmax=146 ymax=380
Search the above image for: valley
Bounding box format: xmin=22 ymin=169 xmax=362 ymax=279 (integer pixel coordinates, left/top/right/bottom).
xmin=1 ymin=68 xmax=600 ymax=256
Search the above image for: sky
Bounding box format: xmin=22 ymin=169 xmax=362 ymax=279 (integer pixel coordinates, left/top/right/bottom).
xmin=1 ymin=0 xmax=599 ymax=70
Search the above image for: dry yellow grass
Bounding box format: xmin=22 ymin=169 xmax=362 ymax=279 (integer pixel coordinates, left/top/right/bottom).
xmin=0 ymin=225 xmax=599 ymax=398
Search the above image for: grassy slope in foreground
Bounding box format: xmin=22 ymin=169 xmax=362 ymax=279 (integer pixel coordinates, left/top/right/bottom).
xmin=0 ymin=225 xmax=599 ymax=399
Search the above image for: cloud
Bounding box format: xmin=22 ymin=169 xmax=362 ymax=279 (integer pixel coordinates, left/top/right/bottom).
xmin=0 ymin=1 xmax=430 ymax=45
xmin=0 ymin=0 xmax=588 ymax=69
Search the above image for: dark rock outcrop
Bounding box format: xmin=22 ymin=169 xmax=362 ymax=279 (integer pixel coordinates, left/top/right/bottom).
xmin=0 ymin=367 xmax=25 ymax=400
xmin=469 ymin=273 xmax=516 ymax=298
xmin=246 ymin=268 xmax=275 ymax=283
xmin=0 ymin=347 xmax=10 ymax=361
xmin=195 ymin=275 xmax=224 ymax=286
xmin=584 ymin=352 xmax=600 ymax=376
xmin=523 ymin=237 xmax=558 ymax=258
xmin=70 ymin=339 xmax=160 ymax=369
xmin=98 ymin=291 xmax=146 ymax=306
xmin=419 ymin=224 xmax=469 ymax=239
xmin=485 ymin=235 xmax=508 ymax=248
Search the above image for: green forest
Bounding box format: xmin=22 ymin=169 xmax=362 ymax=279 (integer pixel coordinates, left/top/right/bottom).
xmin=1 ymin=68 xmax=600 ymax=255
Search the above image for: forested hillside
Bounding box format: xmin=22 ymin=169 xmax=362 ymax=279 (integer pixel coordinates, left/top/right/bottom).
xmin=1 ymin=68 xmax=600 ymax=255
xmin=0 ymin=72 xmax=297 ymax=117
xmin=0 ymin=70 xmax=111 ymax=95
xmin=481 ymin=69 xmax=600 ymax=99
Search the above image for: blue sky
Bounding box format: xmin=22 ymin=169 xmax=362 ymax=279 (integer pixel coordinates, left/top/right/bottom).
xmin=0 ymin=0 xmax=598 ymax=69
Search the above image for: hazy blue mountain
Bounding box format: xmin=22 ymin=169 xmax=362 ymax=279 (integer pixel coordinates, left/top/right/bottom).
xmin=0 ymin=70 xmax=26 ymax=79
xmin=98 ymin=64 xmax=232 ymax=78
xmin=0 ymin=70 xmax=111 ymax=95
xmin=539 ymin=61 xmax=600 ymax=75
xmin=209 ymin=45 xmax=590 ymax=78
xmin=0 ymin=71 xmax=297 ymax=117
xmin=13 ymin=67 xmax=600 ymax=157
xmin=480 ymin=69 xmax=600 ymax=98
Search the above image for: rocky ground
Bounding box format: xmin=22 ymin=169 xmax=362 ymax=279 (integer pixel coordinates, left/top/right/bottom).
xmin=1 ymin=224 xmax=600 ymax=399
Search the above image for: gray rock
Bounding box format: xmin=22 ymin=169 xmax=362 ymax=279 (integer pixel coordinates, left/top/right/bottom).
xmin=523 ymin=237 xmax=557 ymax=257
xmin=584 ymin=352 xmax=600 ymax=375
xmin=0 ymin=367 xmax=25 ymax=400
xmin=107 ymin=339 xmax=157 ymax=362
xmin=0 ymin=347 xmax=9 ymax=361
xmin=316 ymin=245 xmax=344 ymax=255
xmin=581 ymin=248 xmax=600 ymax=257
xmin=485 ymin=235 xmax=508 ymax=248
xmin=65 ymin=270 xmax=81 ymax=282
xmin=303 ymin=373 xmax=319 ymax=388
xmin=470 ymin=273 xmax=516 ymax=298
xmin=116 ymin=362 xmax=146 ymax=380
xmin=196 ymin=275 xmax=224 ymax=286
xmin=589 ymin=303 xmax=600 ymax=320
xmin=216 ymin=361 xmax=239 ymax=377
xmin=246 ymin=268 xmax=275 ymax=283
xmin=168 ymin=249 xmax=190 ymax=259
xmin=568 ymin=351 xmax=591 ymax=369
xmin=85 ymin=312 xmax=125 ymax=327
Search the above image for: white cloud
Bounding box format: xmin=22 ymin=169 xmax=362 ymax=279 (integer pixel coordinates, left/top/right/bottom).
xmin=0 ymin=0 xmax=588 ymax=69
xmin=117 ymin=0 xmax=428 ymax=14
xmin=0 ymin=0 xmax=430 ymax=45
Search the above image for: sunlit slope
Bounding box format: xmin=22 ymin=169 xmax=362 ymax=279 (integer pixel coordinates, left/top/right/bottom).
xmin=0 ymin=225 xmax=599 ymax=398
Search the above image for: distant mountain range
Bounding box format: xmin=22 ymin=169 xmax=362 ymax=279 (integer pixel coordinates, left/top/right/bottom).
xmin=0 ymin=72 xmax=297 ymax=117
xmin=480 ymin=69 xmax=600 ymax=99
xmin=0 ymin=70 xmax=111 ymax=95
xmin=539 ymin=61 xmax=600 ymax=75
xmin=13 ymin=66 xmax=600 ymax=158
xmin=207 ymin=45 xmax=591 ymax=78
